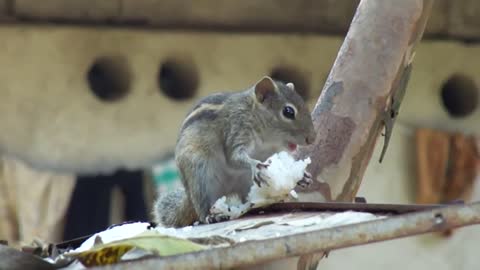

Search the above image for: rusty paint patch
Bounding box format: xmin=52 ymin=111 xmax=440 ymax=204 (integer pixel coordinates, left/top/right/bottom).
xmin=313 ymin=81 xmax=344 ymax=116
xmin=297 ymin=253 xmax=325 ymax=270
xmin=298 ymin=112 xmax=355 ymax=201
xmin=357 ymin=233 xmax=368 ymax=241
xmin=337 ymin=111 xmax=384 ymax=201
xmin=296 ymin=80 xmax=355 ymax=200
xmin=334 ymin=40 xmax=356 ymax=73
xmin=312 ymin=112 xmax=356 ymax=168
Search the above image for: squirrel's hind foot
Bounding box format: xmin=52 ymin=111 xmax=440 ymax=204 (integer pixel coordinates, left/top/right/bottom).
xmin=205 ymin=213 xmax=231 ymax=224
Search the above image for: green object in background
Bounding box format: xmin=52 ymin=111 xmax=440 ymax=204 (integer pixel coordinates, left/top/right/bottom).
xmin=152 ymin=156 xmax=181 ymax=192
xmin=156 ymin=169 xmax=178 ymax=183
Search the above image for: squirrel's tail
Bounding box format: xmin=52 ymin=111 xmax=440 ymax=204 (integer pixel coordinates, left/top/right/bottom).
xmin=153 ymin=188 xmax=198 ymax=228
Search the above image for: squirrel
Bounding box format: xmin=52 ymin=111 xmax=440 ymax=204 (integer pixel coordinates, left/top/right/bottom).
xmin=153 ymin=76 xmax=316 ymax=227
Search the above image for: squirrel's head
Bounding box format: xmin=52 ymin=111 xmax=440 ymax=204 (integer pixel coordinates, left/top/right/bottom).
xmin=252 ymin=76 xmax=316 ymax=150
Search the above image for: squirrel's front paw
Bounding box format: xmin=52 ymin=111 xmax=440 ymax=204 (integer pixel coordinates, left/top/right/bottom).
xmin=205 ymin=213 xmax=231 ymax=224
xmin=253 ymin=162 xmax=271 ymax=187
xmin=297 ymin=171 xmax=313 ymax=188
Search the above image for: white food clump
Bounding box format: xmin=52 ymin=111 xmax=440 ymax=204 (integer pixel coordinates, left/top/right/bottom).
xmin=210 ymin=151 xmax=311 ymax=219
xmin=248 ymin=151 xmax=311 ymax=207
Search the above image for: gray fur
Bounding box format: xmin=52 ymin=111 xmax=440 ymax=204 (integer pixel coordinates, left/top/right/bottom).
xmin=153 ymin=188 xmax=198 ymax=227
xmin=188 ymin=93 xmax=230 ymax=114
xmin=181 ymin=109 xmax=218 ymax=132
xmin=154 ymin=76 xmax=316 ymax=227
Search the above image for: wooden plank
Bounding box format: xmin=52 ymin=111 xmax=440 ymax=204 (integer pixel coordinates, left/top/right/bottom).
xmin=424 ymin=0 xmax=449 ymax=36
xmin=14 ymin=0 xmax=120 ymax=21
xmin=0 ymin=0 xmax=9 ymax=18
xmin=119 ymin=0 xmax=359 ymax=33
xmin=3 ymin=0 xmax=480 ymax=40
xmin=415 ymin=128 xmax=450 ymax=204
xmin=448 ymin=0 xmax=480 ymax=39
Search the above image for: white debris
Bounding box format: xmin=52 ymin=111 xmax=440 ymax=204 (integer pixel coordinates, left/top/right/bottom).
xmin=65 ymin=222 xmax=151 ymax=254
xmin=280 ymin=211 xmax=384 ymax=228
xmin=120 ymin=248 xmax=153 ymax=261
xmin=155 ymin=226 xmax=187 ymax=238
xmin=210 ymin=195 xmax=251 ymax=220
xmin=182 ymin=226 xmax=193 ymax=232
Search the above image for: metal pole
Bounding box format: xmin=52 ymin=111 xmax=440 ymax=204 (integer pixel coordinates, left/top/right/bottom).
xmin=97 ymin=201 xmax=480 ymax=270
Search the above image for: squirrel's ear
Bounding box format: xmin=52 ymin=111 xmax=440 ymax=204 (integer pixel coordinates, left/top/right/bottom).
xmin=286 ymin=82 xmax=295 ymax=90
xmin=254 ymin=76 xmax=276 ymax=103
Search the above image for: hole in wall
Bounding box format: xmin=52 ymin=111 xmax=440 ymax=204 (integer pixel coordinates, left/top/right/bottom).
xmin=270 ymin=66 xmax=310 ymax=99
xmin=87 ymin=56 xmax=132 ymax=102
xmin=158 ymin=56 xmax=199 ymax=100
xmin=440 ymin=74 xmax=478 ymax=118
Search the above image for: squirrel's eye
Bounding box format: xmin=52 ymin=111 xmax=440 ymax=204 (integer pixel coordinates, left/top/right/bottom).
xmin=282 ymin=105 xmax=296 ymax=120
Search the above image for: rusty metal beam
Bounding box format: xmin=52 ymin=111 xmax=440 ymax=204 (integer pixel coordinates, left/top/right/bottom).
xmin=294 ymin=1 xmax=434 ymax=266
xmin=248 ymin=201 xmax=463 ymax=216
xmin=94 ymin=201 xmax=480 ymax=270
xmin=295 ymin=0 xmax=434 ymax=203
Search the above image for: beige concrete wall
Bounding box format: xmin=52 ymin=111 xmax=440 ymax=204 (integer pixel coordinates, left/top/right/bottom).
xmin=0 ymin=25 xmax=479 ymax=269
xmin=0 ymin=26 xmax=339 ymax=174
xmin=1 ymin=26 xmax=479 ymax=175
